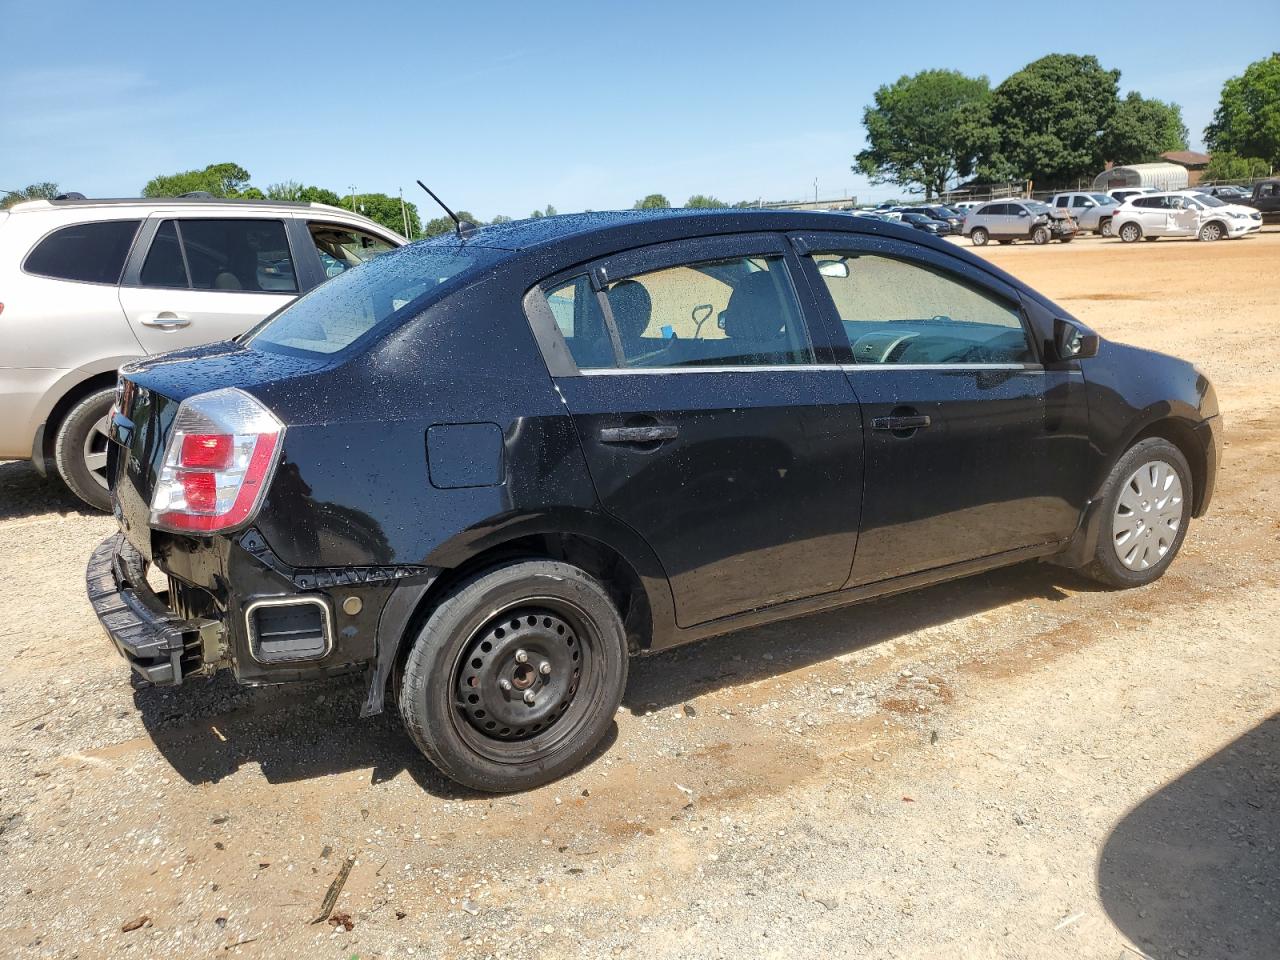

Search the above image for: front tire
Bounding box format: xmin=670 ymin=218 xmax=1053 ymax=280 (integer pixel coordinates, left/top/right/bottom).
xmin=1119 ymin=222 xmax=1142 ymax=243
xmin=398 ymin=560 xmax=628 ymax=793
xmin=53 ymin=387 xmax=115 ymax=512
xmin=1032 ymin=226 xmax=1051 ymax=245
xmin=970 ymin=227 xmax=989 ymax=246
xmin=1082 ymin=438 xmax=1192 ymax=589
xmin=1198 ymin=221 xmax=1224 ymax=242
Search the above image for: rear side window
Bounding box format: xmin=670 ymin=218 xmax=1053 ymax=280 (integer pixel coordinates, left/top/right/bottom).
xmin=138 ymin=219 xmax=297 ymax=293
xmin=24 ymin=219 xmax=141 ymax=284
xmin=248 ymin=244 xmax=503 ymax=356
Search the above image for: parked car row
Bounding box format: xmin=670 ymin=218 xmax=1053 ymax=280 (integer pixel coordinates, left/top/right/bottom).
xmin=0 ymin=196 xmax=404 ymax=509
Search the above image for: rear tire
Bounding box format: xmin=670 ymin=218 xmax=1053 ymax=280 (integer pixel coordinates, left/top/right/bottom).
xmin=1081 ymin=438 xmax=1192 ymax=589
xmin=1119 ymin=222 xmax=1142 ymax=243
xmin=970 ymin=227 xmax=989 ymax=246
xmin=398 ymin=560 xmax=628 ymax=793
xmin=53 ymin=387 xmax=115 ymax=512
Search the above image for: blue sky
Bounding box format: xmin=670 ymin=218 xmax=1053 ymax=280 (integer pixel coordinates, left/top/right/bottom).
xmin=1 ymin=0 xmax=1274 ymax=217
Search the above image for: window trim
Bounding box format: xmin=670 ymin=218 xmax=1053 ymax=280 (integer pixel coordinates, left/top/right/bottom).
xmin=20 ymin=218 xmax=144 ymax=287
xmin=120 ymin=214 xmax=300 ymax=295
xmin=787 ymin=230 xmax=1045 ymax=367
xmin=525 ymin=232 xmax=827 ymax=376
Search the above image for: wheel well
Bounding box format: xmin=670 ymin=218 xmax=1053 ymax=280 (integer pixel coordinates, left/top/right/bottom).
xmin=386 ymin=533 xmax=653 ymax=705
xmin=1129 ymin=418 xmax=1208 ymax=515
xmin=39 ymin=372 xmax=118 ymax=462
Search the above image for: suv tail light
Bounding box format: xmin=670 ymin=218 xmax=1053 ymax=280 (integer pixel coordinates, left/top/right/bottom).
xmin=150 ymin=387 xmax=285 ymax=533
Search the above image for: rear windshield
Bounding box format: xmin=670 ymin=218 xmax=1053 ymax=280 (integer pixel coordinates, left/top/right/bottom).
xmin=247 ymin=244 xmax=504 ymax=356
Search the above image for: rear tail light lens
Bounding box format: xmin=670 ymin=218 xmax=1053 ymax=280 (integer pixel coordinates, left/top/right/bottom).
xmin=150 ymin=387 xmax=285 ymax=534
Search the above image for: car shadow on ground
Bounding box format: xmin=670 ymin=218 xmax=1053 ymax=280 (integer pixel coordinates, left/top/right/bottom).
xmin=622 ymin=560 xmax=1106 ymax=715
xmin=1098 ymin=713 xmax=1280 ymax=960
xmin=131 ymin=559 xmax=1099 ymax=796
xmin=0 ymin=460 xmax=97 ymax=521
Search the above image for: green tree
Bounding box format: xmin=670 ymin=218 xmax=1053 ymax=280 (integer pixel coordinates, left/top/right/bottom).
xmin=142 ymin=162 xmax=253 ymax=198
xmin=422 ymin=210 xmax=481 ymax=238
xmin=1202 ymin=151 xmax=1272 ymax=182
xmin=855 ymin=69 xmax=994 ymax=199
xmin=1104 ymin=92 xmax=1188 ymax=164
xmin=2 ymin=181 xmax=60 ymax=209
xmin=685 ymin=194 xmax=729 ymax=208
xmin=634 ymin=193 xmax=670 ymax=209
xmin=490 ymin=214 xmax=513 ymax=224
xmin=1205 ymin=53 xmax=1280 ymax=165
xmin=350 ymin=193 xmax=422 ymax=238
xmin=983 ymin=54 xmax=1120 ymax=189
xmin=732 ymin=199 xmax=760 ymax=208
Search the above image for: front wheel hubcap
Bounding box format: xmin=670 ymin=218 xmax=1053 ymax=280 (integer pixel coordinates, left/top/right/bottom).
xmin=83 ymin=414 xmax=112 ymax=489
xmin=456 ymin=608 xmax=582 ymax=741
xmin=1113 ymin=460 xmax=1183 ymax=571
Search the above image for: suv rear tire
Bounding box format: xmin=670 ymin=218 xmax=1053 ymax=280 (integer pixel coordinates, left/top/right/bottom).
xmin=53 ymin=387 xmax=115 ymax=512
xmin=969 ymin=227 xmax=989 ymax=246
xmin=1119 ymin=222 xmax=1142 ymax=243
xmin=1082 ymin=438 xmax=1192 ymax=589
xmin=398 ymin=560 xmax=628 ymax=793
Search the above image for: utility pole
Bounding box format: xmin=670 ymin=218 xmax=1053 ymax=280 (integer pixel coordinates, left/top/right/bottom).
xmin=814 ymin=177 xmax=819 ymax=203
xmin=399 ymin=188 xmax=410 ymax=238
xmin=349 ymin=185 xmax=357 ymax=212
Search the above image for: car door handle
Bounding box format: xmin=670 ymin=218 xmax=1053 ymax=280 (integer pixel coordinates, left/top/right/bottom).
xmin=872 ymin=415 xmax=932 ymax=432
xmin=599 ymin=425 xmax=679 ymax=444
xmin=140 ymin=312 xmax=191 ymax=329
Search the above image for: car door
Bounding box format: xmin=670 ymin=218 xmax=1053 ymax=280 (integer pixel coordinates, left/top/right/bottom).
xmin=1168 ymin=198 xmax=1200 ymax=236
xmin=533 ymin=233 xmax=864 ymax=628
xmin=118 ymin=215 xmax=300 ymax=354
xmin=792 ymin=231 xmax=1091 ymax=584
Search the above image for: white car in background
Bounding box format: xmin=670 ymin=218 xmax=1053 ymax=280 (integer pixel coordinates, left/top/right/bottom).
xmin=1111 ymin=190 xmax=1263 ymax=243
xmin=1106 ymin=187 xmax=1159 ymax=204
xmin=0 ymin=195 xmax=404 ymax=509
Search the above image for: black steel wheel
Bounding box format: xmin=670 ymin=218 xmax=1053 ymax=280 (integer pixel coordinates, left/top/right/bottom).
xmin=398 ymin=560 xmax=627 ymax=792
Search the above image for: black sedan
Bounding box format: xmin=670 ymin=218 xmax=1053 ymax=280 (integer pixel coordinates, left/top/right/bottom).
xmin=898 ymin=211 xmax=954 ymax=235
xmin=90 ymin=208 xmax=1221 ymax=792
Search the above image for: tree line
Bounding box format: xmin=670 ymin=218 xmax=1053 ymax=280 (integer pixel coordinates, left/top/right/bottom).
xmin=855 ymin=52 xmax=1280 ymax=198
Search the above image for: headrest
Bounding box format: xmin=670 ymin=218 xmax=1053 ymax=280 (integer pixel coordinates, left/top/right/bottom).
xmin=609 ymin=280 xmax=652 ymax=340
xmin=723 ymin=272 xmax=783 ymax=340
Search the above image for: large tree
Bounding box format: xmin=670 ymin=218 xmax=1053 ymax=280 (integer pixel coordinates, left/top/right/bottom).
xmin=634 ymin=193 xmax=669 ymax=209
xmin=855 ymin=69 xmax=994 ymax=199
xmin=351 ymin=193 xmax=422 ymax=238
xmin=2 ymin=182 xmax=60 ymax=209
xmin=685 ymin=194 xmax=729 ymax=208
xmin=1202 ymin=151 xmax=1271 ymax=182
xmin=422 ymin=210 xmax=482 ymax=238
xmin=983 ymin=54 xmax=1120 ymax=189
xmin=1205 ymin=53 xmax=1280 ymax=166
xmin=1104 ymin=91 xmax=1189 ymax=164
xmin=142 ymin=162 xmax=254 ymax=198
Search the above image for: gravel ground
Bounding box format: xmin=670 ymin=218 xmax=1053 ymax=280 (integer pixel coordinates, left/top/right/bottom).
xmin=1 ymin=229 xmax=1277 ymax=960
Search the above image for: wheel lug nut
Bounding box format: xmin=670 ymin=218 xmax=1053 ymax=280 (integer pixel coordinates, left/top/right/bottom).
xmin=539 ymin=661 xmax=552 ymax=676
xmin=499 ymin=679 xmax=512 ymax=692
xmin=523 ymin=690 xmax=536 ymax=705
xmin=514 ymin=649 xmax=528 ymax=664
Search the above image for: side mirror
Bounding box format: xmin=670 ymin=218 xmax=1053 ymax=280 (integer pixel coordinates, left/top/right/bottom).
xmin=817 ymin=258 xmax=850 ymax=279
xmin=1017 ymin=209 xmax=1030 ymax=218
xmin=1053 ymin=318 xmax=1099 ymax=361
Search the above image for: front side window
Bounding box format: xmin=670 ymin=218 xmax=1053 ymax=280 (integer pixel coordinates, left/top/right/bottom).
xmin=307 ymin=222 xmax=396 ymax=278
xmin=1056 ymin=197 xmax=1070 ymax=207
xmin=24 ymin=219 xmax=141 ymax=284
xmin=812 ymin=251 xmax=1033 ymax=366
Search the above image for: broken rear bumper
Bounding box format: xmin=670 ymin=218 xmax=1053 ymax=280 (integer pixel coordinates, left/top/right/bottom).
xmin=86 ymin=533 xmax=221 ymax=686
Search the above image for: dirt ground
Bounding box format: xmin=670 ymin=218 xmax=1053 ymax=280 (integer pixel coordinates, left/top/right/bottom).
xmin=1 ymin=229 xmax=1277 ymax=960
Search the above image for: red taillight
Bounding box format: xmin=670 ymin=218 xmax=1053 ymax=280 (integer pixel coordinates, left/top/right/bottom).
xmin=150 ymin=388 xmax=285 ymax=534
xmin=181 ymin=434 xmax=233 ymax=469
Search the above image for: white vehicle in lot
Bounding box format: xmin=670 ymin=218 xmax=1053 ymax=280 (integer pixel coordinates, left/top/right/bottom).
xmin=1049 ymin=191 xmax=1121 ymax=236
xmin=0 ymin=196 xmax=404 ymax=509
xmin=1106 ymin=187 xmax=1158 ymax=204
xmin=1112 ymin=190 xmax=1263 ymax=243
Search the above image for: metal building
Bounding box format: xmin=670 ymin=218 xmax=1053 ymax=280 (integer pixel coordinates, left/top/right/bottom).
xmin=1092 ymin=162 xmax=1189 ymax=192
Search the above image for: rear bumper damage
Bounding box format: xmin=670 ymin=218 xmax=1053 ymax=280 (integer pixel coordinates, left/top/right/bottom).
xmin=86 ymin=533 xmax=222 ymax=685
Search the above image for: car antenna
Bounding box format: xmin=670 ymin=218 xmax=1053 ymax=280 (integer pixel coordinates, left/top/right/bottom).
xmin=416 ymin=180 xmax=477 ymax=239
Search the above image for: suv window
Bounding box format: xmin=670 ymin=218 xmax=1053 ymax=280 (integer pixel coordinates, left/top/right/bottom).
xmin=981 ymin=203 xmax=1006 ymax=216
xmin=139 ymin=219 xmax=297 ymax=293
xmin=811 ymin=251 xmax=1033 ymax=366
xmin=1055 ymin=197 xmax=1070 ymax=207
xmin=23 ymin=220 xmax=141 ymax=284
xmin=307 ymin=222 xmax=395 ymax=279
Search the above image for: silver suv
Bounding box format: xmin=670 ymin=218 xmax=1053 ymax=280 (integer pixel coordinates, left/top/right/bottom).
xmin=962 ymin=199 xmax=1078 ymax=246
xmin=0 ymin=196 xmax=403 ymax=509
xmin=1048 ymin=191 xmax=1121 ymax=236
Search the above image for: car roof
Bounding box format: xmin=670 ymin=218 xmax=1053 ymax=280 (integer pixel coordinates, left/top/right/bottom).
xmin=6 ymin=196 xmax=381 ymax=220
xmin=432 ymin=208 xmax=907 ymax=252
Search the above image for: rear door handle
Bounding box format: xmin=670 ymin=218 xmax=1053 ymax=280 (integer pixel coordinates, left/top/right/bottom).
xmin=872 ymin=415 xmax=932 ymax=431
xmin=599 ymin=425 xmax=679 ymax=444
xmin=140 ymin=312 xmax=191 ymax=329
